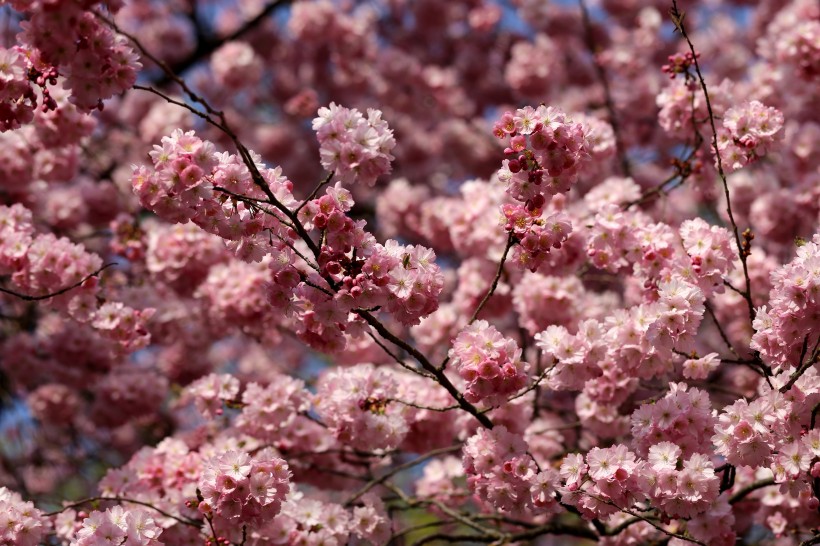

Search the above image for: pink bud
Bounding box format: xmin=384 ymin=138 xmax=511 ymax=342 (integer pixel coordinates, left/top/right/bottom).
xmin=325 ymin=261 xmax=342 ymax=275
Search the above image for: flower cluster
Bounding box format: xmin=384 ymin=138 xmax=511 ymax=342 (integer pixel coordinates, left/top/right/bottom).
xmin=594 ymin=279 xmax=706 ymax=381
xmin=631 ymin=383 xmax=715 ymax=458
xmin=264 ymin=492 xmax=351 ymax=545
xmin=637 ymin=444 xmax=720 ymax=518
xmin=198 ymin=449 xmax=291 ymax=529
xmin=514 ymin=273 xmax=585 ymax=335
xmin=586 ymin=205 xmax=653 ymax=274
xmin=396 ymin=373 xmax=460 ymax=452
xmin=133 ymin=129 xmax=296 ymax=252
xmin=144 ymin=221 xmax=228 ymax=296
xmin=236 ymin=376 xmax=311 ymax=442
xmin=196 ymin=260 xmax=275 ymax=336
xmin=91 ymin=302 xmax=155 ymax=351
xmin=494 ymin=105 xmax=589 ymax=205
xmin=416 ymin=456 xmax=466 ymax=507
xmin=708 ymin=375 xmax=820 ymax=472
xmin=269 ymin=237 xmax=444 ymax=353
xmin=89 ymin=366 xmax=168 ymax=428
xmin=449 ymin=320 xmax=530 ymax=407
xmin=71 ymin=506 xmax=162 ymax=546
xmin=751 ymin=235 xmax=820 ymax=370
xmin=561 ymin=445 xmax=640 ymax=520
xmin=535 ymin=320 xmax=605 ymax=391
xmin=211 ymin=41 xmax=263 ymax=89
xmin=182 ymin=373 xmax=240 ymax=418
xmin=682 ymin=352 xmax=721 ymax=379
xmin=718 ymin=100 xmax=784 ymax=172
xmin=17 ymin=2 xmax=141 ymax=110
xmin=661 ymin=50 xmax=700 ymax=78
xmin=501 ymin=203 xmax=572 ymax=271
xmin=679 ymin=218 xmax=736 ymax=296
xmin=759 ymin=2 xmax=820 ymax=81
xmin=350 ymin=497 xmax=392 ymax=545
xmin=313 ymin=102 xmax=396 ymax=186
xmin=27 ymin=383 xmax=81 ymax=425
xmin=314 ymin=363 xmax=409 ymax=451
xmin=0 ymin=487 xmax=46 ymax=546
xmin=687 ymin=496 xmax=736 ymax=546
xmin=447 ymin=179 xmax=509 ymax=259
xmin=505 ymin=34 xmax=565 ymax=98
xmin=0 ymin=204 xmax=152 ymax=350
xmin=0 ymin=47 xmax=40 ymax=131
xmin=1 ymin=204 xmax=97 ymax=288
xmin=298 ymin=186 xmax=445 ymax=326
xmin=463 ymin=426 xmax=560 ymax=516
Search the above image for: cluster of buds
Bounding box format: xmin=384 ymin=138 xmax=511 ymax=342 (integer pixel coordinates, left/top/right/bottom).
xmin=661 ymin=51 xmax=700 ymax=79
xmin=501 ymin=203 xmax=572 ymax=271
xmin=27 ymin=63 xmax=59 ymax=111
xmin=741 ymin=228 xmax=754 ymax=258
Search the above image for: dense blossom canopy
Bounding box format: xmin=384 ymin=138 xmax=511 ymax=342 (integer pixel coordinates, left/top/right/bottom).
xmin=0 ymin=0 xmax=819 ymax=545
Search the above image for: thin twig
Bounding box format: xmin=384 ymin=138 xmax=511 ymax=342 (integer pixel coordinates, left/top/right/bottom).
xmin=704 ymin=300 xmax=738 ymax=357
xmin=728 ymin=478 xmax=776 ymax=504
xmin=579 ymin=0 xmax=631 ymax=178
xmin=156 ymin=0 xmax=293 ymax=84
xmin=44 ymin=496 xmax=201 ymax=528
xmin=0 ymin=263 xmax=115 ymax=302
xmin=780 ymin=336 xmax=820 ymax=393
xmin=356 ymin=310 xmax=494 ymax=429
xmin=367 ymin=331 xmax=435 ymax=379
xmin=468 ymin=233 xmax=515 ymax=325
xmin=344 ymin=445 xmax=462 ymax=506
xmin=670 ymin=0 xmax=755 ymax=326
xmin=387 ymin=398 xmax=459 ymax=412
xmin=295 ymin=171 xmax=335 ymax=214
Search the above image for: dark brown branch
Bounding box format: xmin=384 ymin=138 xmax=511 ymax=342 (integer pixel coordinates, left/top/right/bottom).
xmin=366 ymin=331 xmax=435 ymax=380
xmin=119 ymin=8 xmax=490 ymax=439
xmin=132 ymin=84 xmax=228 ymax=133
xmin=156 ymin=0 xmax=293 ymax=85
xmin=355 ymin=310 xmax=494 ymax=429
xmin=729 ymin=478 xmax=776 ymax=504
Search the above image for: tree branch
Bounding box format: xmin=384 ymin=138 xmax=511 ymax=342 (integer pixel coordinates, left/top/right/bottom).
xmin=670 ymin=0 xmax=755 ymax=327
xmin=344 ymin=445 xmax=462 ymax=507
xmin=0 ymin=263 xmax=116 ymax=302
xmin=579 ymin=0 xmax=631 ymax=178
